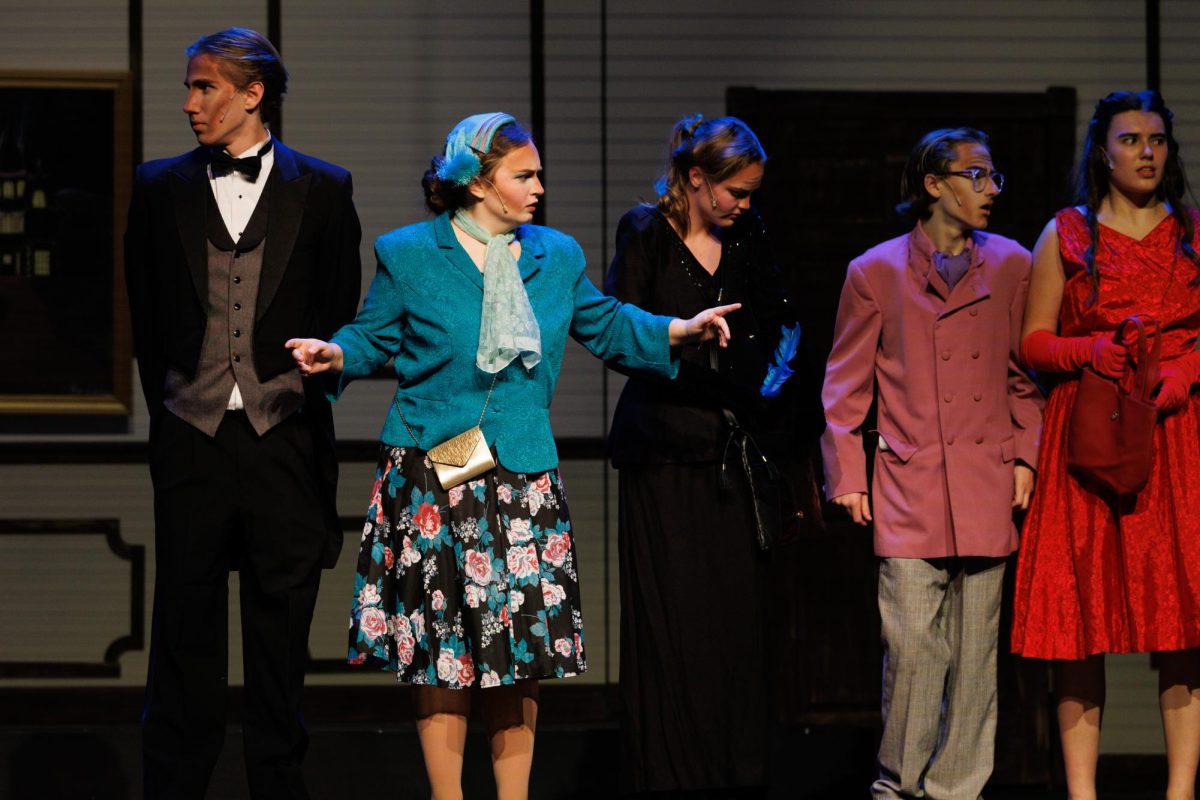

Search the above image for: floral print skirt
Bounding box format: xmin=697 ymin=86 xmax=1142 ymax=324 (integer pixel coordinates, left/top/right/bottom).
xmin=347 ymin=444 xmax=586 ymax=688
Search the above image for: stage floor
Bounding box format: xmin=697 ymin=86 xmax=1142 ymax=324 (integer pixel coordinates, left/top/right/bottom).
xmin=0 ymin=722 xmax=1171 ymax=799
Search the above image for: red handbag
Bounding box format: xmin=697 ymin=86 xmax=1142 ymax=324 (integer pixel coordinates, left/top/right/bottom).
xmin=1066 ymin=316 xmax=1160 ymax=496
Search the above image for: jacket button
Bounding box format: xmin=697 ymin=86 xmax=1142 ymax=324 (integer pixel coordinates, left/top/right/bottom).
xmin=941 ymin=350 xmax=951 ymax=360
xmin=970 ymin=308 xmax=979 ymax=316
xmin=971 ymin=350 xmax=980 ymax=359
xmin=975 ymin=436 xmax=984 ymax=444
xmin=946 ymin=437 xmax=955 ymax=445
xmin=944 ymin=394 xmax=953 ymax=403
xmin=974 ymin=392 xmax=982 ymax=401
xmin=234 ymin=251 xmax=241 ymax=259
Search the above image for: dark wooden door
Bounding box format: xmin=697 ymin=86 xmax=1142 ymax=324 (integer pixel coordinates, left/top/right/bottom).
xmin=731 ymin=87 xmax=1076 ymax=784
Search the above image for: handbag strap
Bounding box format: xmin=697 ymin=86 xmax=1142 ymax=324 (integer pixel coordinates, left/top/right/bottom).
xmin=391 ymin=373 xmax=499 ymax=450
xmin=1116 ymin=315 xmax=1162 ymax=402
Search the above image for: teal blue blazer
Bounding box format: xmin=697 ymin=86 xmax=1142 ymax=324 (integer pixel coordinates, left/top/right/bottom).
xmin=331 ymin=212 xmax=678 ymax=472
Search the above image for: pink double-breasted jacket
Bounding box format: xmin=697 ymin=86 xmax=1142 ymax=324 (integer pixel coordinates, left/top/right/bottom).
xmin=821 ymin=223 xmax=1044 ymax=558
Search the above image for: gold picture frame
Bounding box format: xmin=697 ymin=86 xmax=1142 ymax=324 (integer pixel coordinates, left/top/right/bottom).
xmin=0 ymin=70 xmax=133 ymax=415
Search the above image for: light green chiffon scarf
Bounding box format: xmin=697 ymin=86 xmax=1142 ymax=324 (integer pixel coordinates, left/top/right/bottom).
xmin=453 ymin=209 xmax=542 ymax=373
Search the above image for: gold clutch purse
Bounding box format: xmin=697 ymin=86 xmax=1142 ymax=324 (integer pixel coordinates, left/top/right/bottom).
xmin=427 ymin=425 xmax=496 ymax=490
xmin=394 ymin=375 xmax=499 ymax=491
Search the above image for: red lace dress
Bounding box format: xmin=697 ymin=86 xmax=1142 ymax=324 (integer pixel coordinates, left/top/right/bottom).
xmin=1012 ymin=207 xmax=1200 ymax=659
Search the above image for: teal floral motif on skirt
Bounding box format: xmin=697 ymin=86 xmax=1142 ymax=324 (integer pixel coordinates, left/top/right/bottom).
xmin=347 ymin=445 xmax=586 ymax=688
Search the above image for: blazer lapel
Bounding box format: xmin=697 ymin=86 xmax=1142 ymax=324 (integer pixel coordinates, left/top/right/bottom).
xmin=259 ymin=140 xmax=312 ymax=320
xmin=167 ymin=149 xmax=211 ymax=305
xmin=434 ymin=212 xmax=485 ymax=291
xmin=516 ymin=225 xmax=544 ymax=282
xmin=942 ymin=240 xmax=991 ymax=316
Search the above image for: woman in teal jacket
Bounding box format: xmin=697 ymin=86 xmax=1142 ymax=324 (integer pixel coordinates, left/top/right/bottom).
xmin=287 ymin=113 xmax=737 ymax=798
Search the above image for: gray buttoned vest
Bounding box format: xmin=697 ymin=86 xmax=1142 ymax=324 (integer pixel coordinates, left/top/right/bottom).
xmin=163 ymin=179 xmax=304 ymax=436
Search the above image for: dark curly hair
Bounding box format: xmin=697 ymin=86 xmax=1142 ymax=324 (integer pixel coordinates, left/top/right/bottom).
xmin=1074 ymin=89 xmax=1199 ymax=296
xmin=422 ymin=121 xmax=534 ymax=214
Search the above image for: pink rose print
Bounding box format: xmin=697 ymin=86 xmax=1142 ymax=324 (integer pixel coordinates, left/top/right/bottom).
xmin=480 ymin=670 xmax=501 ymax=688
xmin=383 ymin=547 xmax=394 ymax=569
xmin=465 ymin=584 xmax=484 ymax=608
xmin=372 ymin=490 xmax=385 ymax=524
xmin=414 ymin=502 xmax=442 ymax=539
xmin=360 ymin=607 xmax=387 ymax=642
xmin=411 ymin=611 xmax=425 ymax=640
xmin=533 ymin=474 xmax=553 ymax=494
xmin=574 ymin=633 xmax=583 ymax=658
xmin=358 ymin=583 xmax=381 ymax=608
xmin=401 ymin=539 xmax=421 ymax=567
xmin=542 ymin=532 xmax=571 ymax=567
xmin=398 ymin=635 xmax=415 ymax=666
xmin=506 ymin=520 xmax=535 ymax=544
xmin=463 ymin=549 xmax=493 ymax=585
xmin=506 ymin=544 xmax=539 ymax=580
xmin=509 ymin=590 xmax=525 ymax=612
xmin=436 ymin=650 xmax=457 ymax=683
xmin=554 ymin=637 xmax=573 ymax=657
xmin=348 ymin=652 xmax=367 ymax=665
xmin=497 ymin=483 xmax=513 ymax=503
xmin=431 ymin=590 xmax=445 ymax=611
xmin=541 ymin=580 xmax=565 ymax=607
xmin=499 ymin=602 xmax=511 ymax=628
xmin=448 ymin=485 xmax=465 ymax=507
xmin=456 ymin=654 xmax=475 ymax=685
xmin=508 ymin=517 xmax=533 ymax=543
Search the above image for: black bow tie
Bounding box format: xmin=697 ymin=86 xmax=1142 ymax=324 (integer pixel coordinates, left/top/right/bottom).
xmin=210 ymin=140 xmax=273 ymax=180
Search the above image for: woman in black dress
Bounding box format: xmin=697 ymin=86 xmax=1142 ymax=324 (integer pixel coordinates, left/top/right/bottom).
xmin=605 ymin=114 xmax=822 ymax=796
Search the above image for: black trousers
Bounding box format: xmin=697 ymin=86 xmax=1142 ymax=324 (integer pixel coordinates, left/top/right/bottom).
xmin=142 ymin=410 xmax=328 ymax=800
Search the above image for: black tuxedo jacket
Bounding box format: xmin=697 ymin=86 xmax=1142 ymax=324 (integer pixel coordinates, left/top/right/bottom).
xmin=125 ymin=139 xmax=362 ymax=566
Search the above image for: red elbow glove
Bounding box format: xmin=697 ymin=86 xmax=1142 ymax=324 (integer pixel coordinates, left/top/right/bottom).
xmin=1155 ymin=350 xmax=1200 ymax=412
xmin=1019 ymin=329 xmax=1128 ymax=378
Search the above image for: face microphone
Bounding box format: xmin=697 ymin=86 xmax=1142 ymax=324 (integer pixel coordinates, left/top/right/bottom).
xmin=483 ymin=178 xmax=509 ymax=213
xmin=219 ymin=91 xmax=238 ymax=123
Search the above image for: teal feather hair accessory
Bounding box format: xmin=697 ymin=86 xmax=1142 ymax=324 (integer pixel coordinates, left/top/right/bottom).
xmin=436 ymin=112 xmax=517 ymax=185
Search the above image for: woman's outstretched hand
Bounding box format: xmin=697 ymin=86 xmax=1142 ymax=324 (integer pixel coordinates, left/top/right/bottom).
xmin=285 ymin=338 xmax=344 ymax=376
xmin=669 ymin=303 xmax=742 ymax=348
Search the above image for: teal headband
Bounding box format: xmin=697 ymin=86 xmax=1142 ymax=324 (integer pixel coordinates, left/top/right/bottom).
xmin=436 ymin=112 xmax=518 ymax=186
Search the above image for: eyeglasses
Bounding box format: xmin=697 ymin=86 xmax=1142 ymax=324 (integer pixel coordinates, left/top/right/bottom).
xmin=938 ymin=167 xmax=1004 ymax=193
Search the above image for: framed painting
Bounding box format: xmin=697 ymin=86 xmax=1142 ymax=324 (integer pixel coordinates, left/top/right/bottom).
xmin=0 ymin=71 xmax=133 ymax=414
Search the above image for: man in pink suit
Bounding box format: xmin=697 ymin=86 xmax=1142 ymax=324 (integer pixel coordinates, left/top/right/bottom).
xmin=821 ymin=127 xmax=1044 ymax=799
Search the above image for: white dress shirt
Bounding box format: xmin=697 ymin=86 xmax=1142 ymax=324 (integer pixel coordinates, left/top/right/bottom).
xmin=208 ymin=135 xmax=274 ymax=410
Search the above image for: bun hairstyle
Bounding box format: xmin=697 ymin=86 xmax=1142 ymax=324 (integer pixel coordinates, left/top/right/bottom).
xmin=1075 ymin=90 xmax=1200 ymax=295
xmin=895 ymin=127 xmax=989 ymax=225
xmin=656 ymin=114 xmax=766 ymax=235
xmin=422 ymin=120 xmax=534 ymax=214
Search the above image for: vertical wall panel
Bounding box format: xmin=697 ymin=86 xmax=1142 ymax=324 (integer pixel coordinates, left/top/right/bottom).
xmin=0 ymin=1 xmax=126 ymax=70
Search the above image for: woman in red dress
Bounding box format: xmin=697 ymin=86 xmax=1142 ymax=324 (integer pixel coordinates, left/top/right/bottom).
xmin=1012 ymin=90 xmax=1200 ymax=798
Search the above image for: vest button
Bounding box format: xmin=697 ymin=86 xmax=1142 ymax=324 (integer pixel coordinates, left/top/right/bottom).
xmin=234 ymin=251 xmax=241 ymax=259
xmin=233 ymin=329 xmax=241 ymax=337
xmin=233 ymin=355 xmax=241 ymax=362
xmin=233 ymin=276 xmax=241 ymax=284
xmin=233 ymin=303 xmax=241 ymax=311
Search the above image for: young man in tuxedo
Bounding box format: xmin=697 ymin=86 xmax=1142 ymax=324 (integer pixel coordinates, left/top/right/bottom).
xmin=125 ymin=27 xmax=361 ymax=799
